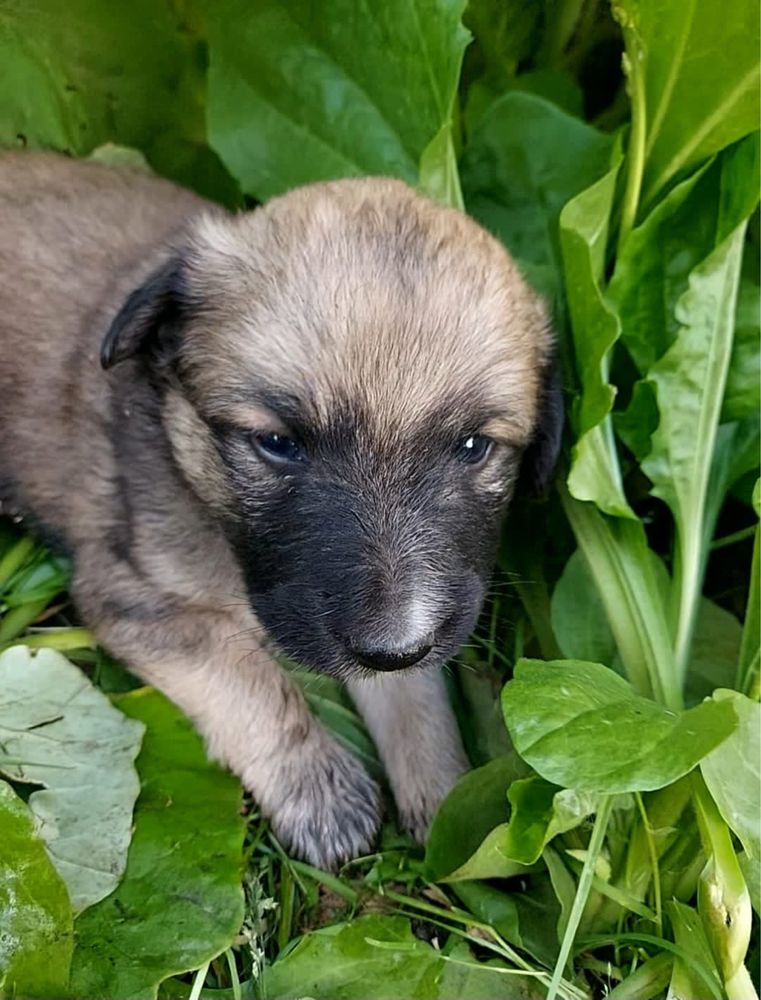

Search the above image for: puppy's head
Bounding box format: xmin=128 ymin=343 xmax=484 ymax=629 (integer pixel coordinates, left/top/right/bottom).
xmin=103 ymin=179 xmax=561 ymax=678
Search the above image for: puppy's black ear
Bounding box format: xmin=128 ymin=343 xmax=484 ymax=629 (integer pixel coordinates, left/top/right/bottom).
xmin=100 ymin=254 xmax=187 ymax=370
xmin=522 ymin=363 xmax=564 ymax=495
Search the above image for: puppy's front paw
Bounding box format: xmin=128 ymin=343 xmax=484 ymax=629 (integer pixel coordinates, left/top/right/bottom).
xmin=266 ymin=735 xmax=381 ymax=870
xmin=395 ymin=755 xmax=467 ymax=845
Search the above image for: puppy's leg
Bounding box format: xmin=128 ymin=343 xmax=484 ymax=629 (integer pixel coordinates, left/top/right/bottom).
xmin=345 ymin=668 xmax=468 ymax=842
xmin=73 ymin=568 xmax=380 ymax=870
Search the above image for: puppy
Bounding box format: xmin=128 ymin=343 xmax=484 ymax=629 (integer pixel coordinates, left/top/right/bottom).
xmin=0 ymin=152 xmax=560 ymax=868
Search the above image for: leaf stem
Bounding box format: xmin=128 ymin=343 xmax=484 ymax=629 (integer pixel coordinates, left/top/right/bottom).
xmin=711 ymin=524 xmax=757 ymax=550
xmin=548 ymin=796 xmax=614 ymax=1000
xmin=634 ymin=792 xmax=662 ymax=935
xmin=617 ymin=22 xmax=647 ymax=249
xmin=188 ymin=960 xmax=210 ymax=1000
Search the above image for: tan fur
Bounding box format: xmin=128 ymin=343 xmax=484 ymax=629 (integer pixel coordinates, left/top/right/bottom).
xmin=0 ymin=152 xmax=551 ymax=867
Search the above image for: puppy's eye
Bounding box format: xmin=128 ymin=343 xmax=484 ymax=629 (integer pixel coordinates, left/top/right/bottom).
xmin=251 ymin=431 xmax=304 ymax=465
xmin=455 ymin=434 xmax=492 ymax=466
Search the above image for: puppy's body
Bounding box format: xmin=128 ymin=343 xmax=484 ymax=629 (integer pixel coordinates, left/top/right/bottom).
xmin=0 ymin=153 xmax=556 ymax=867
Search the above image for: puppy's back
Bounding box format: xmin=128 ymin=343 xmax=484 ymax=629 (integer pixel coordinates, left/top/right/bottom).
xmin=0 ymin=152 xmax=208 ymax=540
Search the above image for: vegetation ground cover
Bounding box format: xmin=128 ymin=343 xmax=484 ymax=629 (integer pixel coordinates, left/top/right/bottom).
xmin=0 ymin=1 xmax=758 ymax=998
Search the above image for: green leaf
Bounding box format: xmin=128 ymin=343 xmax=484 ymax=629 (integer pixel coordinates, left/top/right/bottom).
xmin=263 ymin=915 xmax=544 ymax=999
xmin=460 ymin=92 xmax=612 ymax=302
xmin=502 ymin=658 xmax=738 ymax=793
xmin=0 ymin=646 xmax=144 ymax=912
xmin=551 ymin=548 xmax=742 ymax=704
xmin=560 ymin=161 xmax=636 ymax=519
xmin=613 ymin=0 xmax=760 ymax=210
xmin=501 ymin=776 xmax=600 ymax=866
xmin=425 ymin=755 xmax=530 ymax=880
xmin=643 ymin=221 xmax=749 ymax=675
xmin=205 ymin=0 xmax=470 ymax=200
xmin=551 ymin=549 xmax=618 ymax=665
xmin=0 ymin=0 xmax=238 ymax=204
xmin=0 ymin=781 xmax=73 ymax=999
xmin=724 ymin=267 xmax=761 ymax=422
xmin=701 ymin=690 xmax=760 ymax=860
xmin=609 ymin=135 xmax=760 ymax=374
xmin=449 ymin=880 xmax=522 ymax=949
xmin=666 ymin=900 xmax=724 ymax=1000
xmin=558 ymin=487 xmax=679 ymax=707
xmin=418 ymin=123 xmax=464 ymax=210
xmin=69 ymin=689 xmax=245 ymax=1000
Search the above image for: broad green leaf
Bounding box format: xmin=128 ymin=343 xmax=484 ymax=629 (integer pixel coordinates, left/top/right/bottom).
xmin=263 ymin=915 xmax=544 ymax=999
xmin=701 ymin=690 xmax=760 ymax=860
xmin=551 ymin=548 xmax=743 ymax=704
xmin=613 ymin=0 xmax=760 ymax=209
xmin=462 ymin=0 xmax=541 ymax=92
xmin=455 ymin=873 xmax=565 ymax=970
xmin=450 ymin=880 xmax=522 ymax=948
xmin=460 ymin=92 xmax=612 ymax=302
xmin=425 ymin=754 xmax=530 ymax=880
xmin=502 ymin=659 xmax=738 ymax=793
xmin=559 ymin=488 xmax=679 ymax=707
xmin=0 ymin=646 xmax=144 ymax=912
xmin=206 ymin=0 xmax=470 ymax=200
xmin=0 ymin=0 xmax=238 ymax=204
xmin=643 ymin=222 xmax=748 ymax=675
xmin=551 ymin=549 xmax=618 ymax=665
xmin=441 ymin=823 xmax=529 ymax=882
xmin=685 ymin=601 xmax=743 ymax=706
xmin=0 ymin=781 xmax=73 ymax=999
xmin=609 ymin=135 xmax=760 ymax=374
xmin=69 ymin=689 xmax=245 ymax=1000
xmin=560 ymin=161 xmax=636 ymax=519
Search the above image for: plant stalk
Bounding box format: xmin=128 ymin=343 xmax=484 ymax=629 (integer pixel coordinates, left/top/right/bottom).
xmin=547 ymin=796 xmax=614 ymax=1000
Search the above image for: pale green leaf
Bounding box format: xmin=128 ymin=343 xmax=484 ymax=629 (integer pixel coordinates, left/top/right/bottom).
xmin=666 ymin=900 xmax=723 ymax=1000
xmin=419 ymin=123 xmax=464 ymax=210
xmin=613 ymin=0 xmax=760 ymax=208
xmin=499 ymin=776 xmax=602 ymax=866
xmin=558 ymin=489 xmax=679 ymax=707
xmin=0 ymin=646 xmax=144 ymax=912
xmin=206 ymin=0 xmax=470 ymax=200
xmin=69 ymin=689 xmax=245 ymax=1000
xmin=0 ymin=780 xmax=73 ymax=999
xmin=609 ymin=135 xmax=759 ymax=374
xmin=502 ymin=658 xmax=737 ymax=793
xmin=263 ymin=915 xmax=544 ymax=999
xmin=560 ymin=161 xmax=635 ymax=518
xmin=701 ymin=690 xmax=760 ymax=860
xmin=643 ymin=222 xmax=748 ymax=672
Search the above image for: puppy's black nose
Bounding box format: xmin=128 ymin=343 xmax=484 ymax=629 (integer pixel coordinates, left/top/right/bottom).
xmin=346 ymin=639 xmax=432 ymax=671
